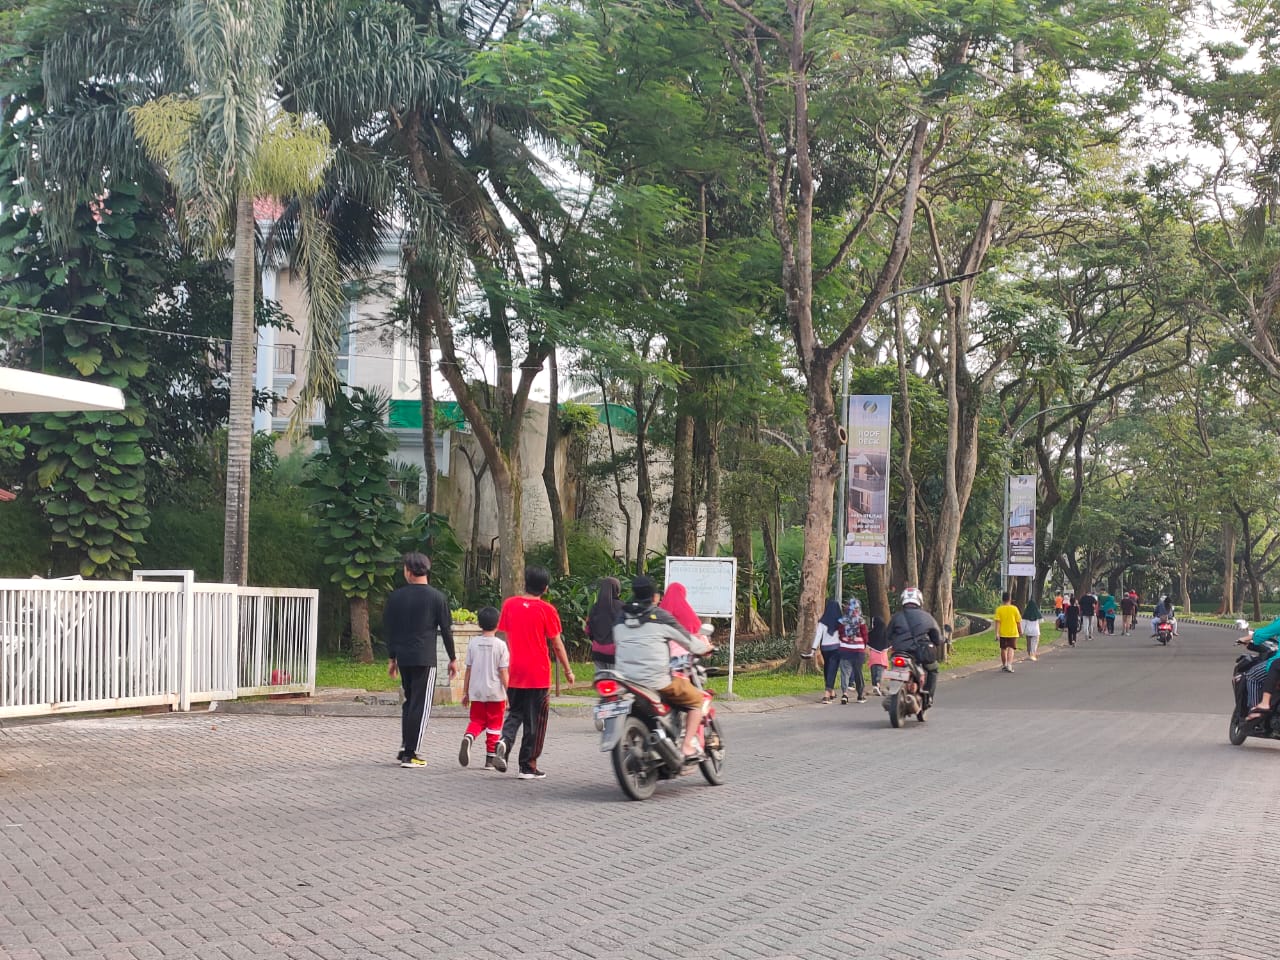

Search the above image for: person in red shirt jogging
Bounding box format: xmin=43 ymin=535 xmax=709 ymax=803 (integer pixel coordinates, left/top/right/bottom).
xmin=494 ymin=566 xmax=575 ymax=779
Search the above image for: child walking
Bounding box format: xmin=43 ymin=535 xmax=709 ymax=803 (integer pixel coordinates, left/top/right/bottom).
xmin=459 ymin=606 xmax=510 ymax=770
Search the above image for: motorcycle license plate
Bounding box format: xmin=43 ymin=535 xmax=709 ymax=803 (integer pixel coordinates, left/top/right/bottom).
xmin=594 ymin=700 xmax=630 ymax=721
xmin=884 ymin=668 xmax=910 ymax=681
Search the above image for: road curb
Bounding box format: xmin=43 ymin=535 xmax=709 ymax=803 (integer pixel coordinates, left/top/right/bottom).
xmin=214 ymin=641 xmax=1071 ymax=719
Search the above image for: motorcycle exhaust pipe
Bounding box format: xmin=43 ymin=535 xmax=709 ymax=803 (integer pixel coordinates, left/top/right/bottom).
xmin=649 ymin=727 xmax=686 ymax=768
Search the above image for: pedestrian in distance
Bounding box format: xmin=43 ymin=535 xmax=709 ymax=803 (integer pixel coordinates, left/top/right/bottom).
xmin=1119 ymin=591 xmax=1137 ymax=636
xmin=494 ymin=566 xmax=575 ymax=780
xmin=1100 ymin=592 xmax=1118 ymax=635
xmin=459 ymin=606 xmax=509 ymax=770
xmin=1065 ymin=595 xmax=1081 ymax=647
xmin=802 ymin=599 xmax=845 ymax=703
xmin=866 ymin=613 xmax=889 ymax=695
xmin=995 ymin=591 xmax=1022 ymax=673
xmin=1054 ymin=593 xmax=1064 ymax=618
xmin=1023 ymin=596 xmax=1043 ymax=661
xmin=1079 ymin=590 xmax=1098 ymax=639
xmin=839 ymin=597 xmax=870 ymax=703
xmin=385 ymin=552 xmax=457 ymax=769
xmin=586 ymin=576 xmax=623 ymax=672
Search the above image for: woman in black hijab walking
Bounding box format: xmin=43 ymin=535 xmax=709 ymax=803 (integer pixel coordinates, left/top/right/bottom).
xmin=802 ymin=599 xmax=847 ymax=704
xmin=586 ymin=576 xmax=623 ymax=671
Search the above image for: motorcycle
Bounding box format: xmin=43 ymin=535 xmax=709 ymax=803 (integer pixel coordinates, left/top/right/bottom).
xmin=1155 ymin=615 xmax=1174 ymax=646
xmin=593 ymin=649 xmax=725 ymax=801
xmin=882 ymin=650 xmax=930 ymax=728
xmin=1229 ymin=633 xmax=1280 ymax=746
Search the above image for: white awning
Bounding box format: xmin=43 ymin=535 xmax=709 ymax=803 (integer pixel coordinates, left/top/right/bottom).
xmin=0 ymin=366 xmax=126 ymax=414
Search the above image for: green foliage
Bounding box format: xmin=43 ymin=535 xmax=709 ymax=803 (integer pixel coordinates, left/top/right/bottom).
xmin=527 ymin=522 xmax=615 ymax=579
xmin=558 ymin=402 xmax=598 ymax=440
xmin=304 ymin=389 xmax=404 ymax=600
xmin=0 ymin=496 xmax=52 ymax=577
xmin=400 ymin=511 xmax=464 ymax=600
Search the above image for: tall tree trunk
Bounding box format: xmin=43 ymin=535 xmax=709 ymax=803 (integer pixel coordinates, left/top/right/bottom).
xmin=667 ymin=382 xmax=698 ymax=556
xmin=762 ymin=508 xmax=785 ymax=637
xmin=633 ymin=380 xmax=654 ymax=576
xmin=864 ymin=562 xmax=891 ymax=626
xmin=222 ymin=193 xmax=255 ymax=586
xmin=349 ymin=596 xmax=372 ymax=664
xmin=1239 ymin=508 xmax=1262 ymax=622
xmin=491 ymin=453 xmax=524 ymax=599
xmin=416 ymin=289 xmax=438 ymax=513
xmin=598 ymin=376 xmax=633 ymax=569
xmin=543 ymin=350 xmax=569 ymax=575
xmin=1219 ymin=521 xmax=1237 ymax=614
xmin=893 ymin=297 xmax=919 ymax=586
xmin=794 ymin=363 xmax=841 ymax=654
xmin=701 ymin=418 xmax=722 ymax=556
xmin=731 ymin=514 xmax=765 ymax=630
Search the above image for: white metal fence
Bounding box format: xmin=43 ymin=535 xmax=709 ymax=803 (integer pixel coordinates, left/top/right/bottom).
xmin=0 ymin=573 xmax=318 ymax=719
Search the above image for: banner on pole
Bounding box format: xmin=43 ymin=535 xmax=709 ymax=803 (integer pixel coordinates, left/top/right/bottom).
xmin=843 ymin=395 xmax=892 ymax=565
xmin=1007 ymin=474 xmax=1036 ymax=577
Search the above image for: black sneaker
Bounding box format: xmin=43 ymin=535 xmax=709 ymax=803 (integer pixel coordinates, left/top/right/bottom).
xmin=518 ymin=768 xmax=547 ymax=780
xmin=458 ymin=733 xmax=474 ymax=767
xmin=484 ymin=755 xmax=496 ymax=770
xmin=492 ymin=741 xmax=508 ymax=773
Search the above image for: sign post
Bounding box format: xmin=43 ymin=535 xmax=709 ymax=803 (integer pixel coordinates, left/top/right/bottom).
xmin=664 ymin=556 xmax=738 ymax=695
xmin=1006 ymin=474 xmax=1037 ymax=585
xmin=843 ymin=395 xmax=893 ymax=566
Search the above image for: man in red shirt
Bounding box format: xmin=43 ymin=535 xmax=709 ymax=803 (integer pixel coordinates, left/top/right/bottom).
xmin=494 ymin=566 xmax=575 ymax=779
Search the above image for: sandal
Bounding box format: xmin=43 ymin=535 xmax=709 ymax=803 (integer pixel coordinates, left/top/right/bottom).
xmin=1246 ymin=706 xmax=1272 ymax=723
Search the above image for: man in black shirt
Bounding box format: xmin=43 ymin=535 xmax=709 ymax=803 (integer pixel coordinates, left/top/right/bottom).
xmin=385 ymin=552 xmax=457 ymax=768
xmin=1078 ymin=591 xmax=1098 ymax=640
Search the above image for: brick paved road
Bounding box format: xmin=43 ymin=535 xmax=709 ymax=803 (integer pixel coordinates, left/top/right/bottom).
xmin=2 ymin=623 xmax=1277 ymax=960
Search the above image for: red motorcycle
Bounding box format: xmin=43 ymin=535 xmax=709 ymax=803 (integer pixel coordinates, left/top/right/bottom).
xmin=593 ymin=654 xmax=725 ymax=801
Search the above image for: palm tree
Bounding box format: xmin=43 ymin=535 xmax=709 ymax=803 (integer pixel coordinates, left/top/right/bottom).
xmin=25 ymin=0 xmax=458 ymax=585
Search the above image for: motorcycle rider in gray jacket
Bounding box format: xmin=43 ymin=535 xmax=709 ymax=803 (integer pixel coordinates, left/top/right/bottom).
xmin=613 ymin=576 xmax=713 ymax=759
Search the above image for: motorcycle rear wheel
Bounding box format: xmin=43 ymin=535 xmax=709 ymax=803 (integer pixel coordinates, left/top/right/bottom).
xmin=1229 ymin=710 xmax=1248 ymax=746
xmin=612 ymin=716 xmax=657 ymax=800
xmin=699 ymin=717 xmax=726 ymax=786
xmin=887 ymin=692 xmax=904 ymax=728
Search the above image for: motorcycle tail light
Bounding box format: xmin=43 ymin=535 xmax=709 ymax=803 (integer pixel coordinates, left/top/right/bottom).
xmin=595 ymin=679 xmax=619 ymax=697
xmin=892 ymin=656 xmax=907 ymax=668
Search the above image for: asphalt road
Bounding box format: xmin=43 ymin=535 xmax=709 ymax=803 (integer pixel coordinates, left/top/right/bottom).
xmin=1 ymin=621 xmax=1275 ymax=960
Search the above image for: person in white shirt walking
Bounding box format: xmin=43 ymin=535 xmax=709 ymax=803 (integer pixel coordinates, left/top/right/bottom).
xmin=459 ymin=606 xmax=510 ymax=770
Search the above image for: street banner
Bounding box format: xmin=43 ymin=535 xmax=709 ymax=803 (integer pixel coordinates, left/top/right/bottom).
xmin=843 ymin=395 xmax=892 ymax=565
xmin=1007 ymin=474 xmax=1037 ymax=577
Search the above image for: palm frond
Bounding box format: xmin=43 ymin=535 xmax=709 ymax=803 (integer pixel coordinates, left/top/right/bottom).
xmin=288 ymin=200 xmax=346 ymax=435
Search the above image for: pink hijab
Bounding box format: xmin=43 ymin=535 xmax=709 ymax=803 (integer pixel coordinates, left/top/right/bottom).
xmin=659 ymin=582 xmax=701 ymax=634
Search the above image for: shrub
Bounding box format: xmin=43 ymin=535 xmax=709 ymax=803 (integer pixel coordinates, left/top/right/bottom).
xmin=0 ymin=497 xmax=53 ymax=577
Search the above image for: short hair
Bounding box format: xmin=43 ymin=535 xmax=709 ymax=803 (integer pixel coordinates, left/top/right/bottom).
xmin=403 ymin=552 xmax=431 ymax=577
xmin=477 ymin=606 xmax=500 ymax=631
xmin=524 ymin=566 xmax=551 ymax=595
xmin=631 ymin=575 xmax=656 ymax=603
xmin=1002 ymin=592 xmax=1011 ymax=602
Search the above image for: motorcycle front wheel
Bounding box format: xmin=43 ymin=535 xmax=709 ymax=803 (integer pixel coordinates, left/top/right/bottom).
xmin=699 ymin=717 xmax=726 ymax=786
xmin=612 ymin=716 xmax=658 ymax=800
xmin=1229 ymin=710 xmax=1248 ymax=746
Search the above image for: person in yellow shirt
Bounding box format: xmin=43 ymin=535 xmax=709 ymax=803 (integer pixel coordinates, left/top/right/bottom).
xmin=994 ymin=592 xmax=1023 ymax=674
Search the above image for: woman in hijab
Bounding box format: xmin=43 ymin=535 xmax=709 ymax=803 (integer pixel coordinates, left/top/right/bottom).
xmin=838 ymin=597 xmax=870 ymax=704
xmin=586 ymin=577 xmax=623 ymax=670
xmin=866 ymin=612 xmax=890 ymax=695
xmin=802 ymin=599 xmax=846 ymax=704
xmin=659 ymin=582 xmax=702 ymax=657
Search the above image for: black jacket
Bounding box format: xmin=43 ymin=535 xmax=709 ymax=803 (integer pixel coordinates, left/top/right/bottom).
xmin=886 ymin=606 xmax=941 ymax=665
xmin=383 ymin=583 xmax=455 ymax=666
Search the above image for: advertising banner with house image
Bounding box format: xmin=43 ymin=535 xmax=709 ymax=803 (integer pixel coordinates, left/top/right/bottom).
xmin=1007 ymin=474 xmax=1037 ymax=577
xmin=843 ymin=395 xmax=892 ymax=565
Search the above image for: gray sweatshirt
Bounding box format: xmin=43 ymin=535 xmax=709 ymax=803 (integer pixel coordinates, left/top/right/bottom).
xmin=612 ymin=601 xmax=711 ymax=689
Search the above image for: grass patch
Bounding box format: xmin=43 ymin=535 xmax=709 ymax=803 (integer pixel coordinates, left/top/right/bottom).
xmin=316 ymin=655 xmax=399 ymax=691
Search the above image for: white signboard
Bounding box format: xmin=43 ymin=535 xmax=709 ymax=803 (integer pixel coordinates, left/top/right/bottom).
xmin=664 ymin=557 xmax=737 ymax=618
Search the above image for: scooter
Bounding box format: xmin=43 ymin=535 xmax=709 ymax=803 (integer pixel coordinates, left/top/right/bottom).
xmin=1229 ymin=632 xmax=1280 ymax=746
xmin=882 ymin=651 xmax=930 ymax=728
xmin=1155 ymin=616 xmax=1174 ymax=646
xmin=593 ymin=645 xmax=725 ymax=801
